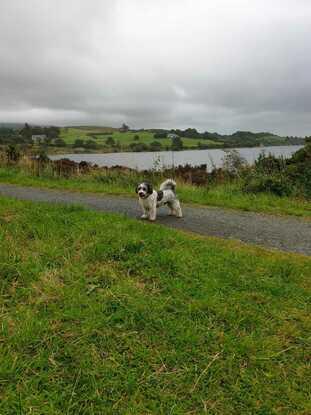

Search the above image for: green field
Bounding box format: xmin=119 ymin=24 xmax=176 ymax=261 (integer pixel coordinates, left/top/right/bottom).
xmin=58 ymin=127 xmax=293 ymax=152
xmin=0 ymin=196 xmax=310 ymax=414
xmin=60 ymin=127 xmax=220 ymax=149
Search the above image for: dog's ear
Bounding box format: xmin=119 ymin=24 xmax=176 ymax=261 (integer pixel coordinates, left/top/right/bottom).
xmin=135 ymin=184 xmax=139 ymax=194
xmin=146 ymin=182 xmax=153 ymax=195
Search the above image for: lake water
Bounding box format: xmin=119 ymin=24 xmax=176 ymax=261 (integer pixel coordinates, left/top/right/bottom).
xmin=50 ymin=145 xmax=303 ymax=172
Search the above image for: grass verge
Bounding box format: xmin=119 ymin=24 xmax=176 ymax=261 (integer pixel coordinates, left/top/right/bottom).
xmin=0 ymin=197 xmax=310 ymax=414
xmin=0 ymin=166 xmax=310 ymax=218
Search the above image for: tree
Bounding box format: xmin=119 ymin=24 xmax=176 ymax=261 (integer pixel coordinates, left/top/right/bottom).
xmin=183 ymin=128 xmax=200 ymax=138
xmin=120 ymin=123 xmax=129 ymax=132
xmin=106 ymin=136 xmax=115 ymax=146
xmin=34 ymin=147 xmax=49 ymax=164
xmin=171 ymin=136 xmax=183 ymax=151
xmin=73 ymin=139 xmax=84 ymax=147
xmin=46 ymin=126 xmax=60 ymax=140
xmin=20 ymin=123 xmax=32 ymax=141
xmin=222 ymin=149 xmax=247 ymax=176
xmin=6 ymin=144 xmax=20 ymax=163
xmin=134 ymin=134 xmax=140 ymax=141
xmin=154 ymin=132 xmax=167 ymax=139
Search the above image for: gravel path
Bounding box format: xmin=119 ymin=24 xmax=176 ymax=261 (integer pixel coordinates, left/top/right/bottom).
xmin=0 ymin=183 xmax=310 ymax=256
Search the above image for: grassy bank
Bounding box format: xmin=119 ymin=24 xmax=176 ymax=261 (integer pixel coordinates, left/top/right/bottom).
xmin=0 ymin=196 xmax=310 ymax=414
xmin=0 ymin=166 xmax=310 ymax=218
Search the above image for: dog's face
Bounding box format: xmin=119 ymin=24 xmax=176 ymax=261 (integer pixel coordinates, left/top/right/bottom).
xmin=136 ymin=182 xmax=153 ymax=199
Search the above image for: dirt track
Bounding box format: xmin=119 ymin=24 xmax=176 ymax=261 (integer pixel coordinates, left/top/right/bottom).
xmin=0 ymin=183 xmax=310 ymax=255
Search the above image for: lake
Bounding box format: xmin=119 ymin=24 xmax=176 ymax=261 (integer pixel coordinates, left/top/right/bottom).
xmin=50 ymin=145 xmax=303 ymax=172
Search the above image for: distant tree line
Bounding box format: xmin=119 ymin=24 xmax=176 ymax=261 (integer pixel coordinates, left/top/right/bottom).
xmin=0 ymin=123 xmax=61 ymax=145
xmin=151 ymin=128 xmax=306 ymax=148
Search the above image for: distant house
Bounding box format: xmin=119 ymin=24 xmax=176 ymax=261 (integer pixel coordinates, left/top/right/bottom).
xmin=32 ymin=134 xmax=47 ymax=144
xmin=167 ymin=133 xmax=179 ymax=139
xmin=119 ymin=123 xmax=129 ymax=133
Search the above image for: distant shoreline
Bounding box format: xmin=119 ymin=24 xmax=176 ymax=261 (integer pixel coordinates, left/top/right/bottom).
xmin=47 ymin=141 xmax=303 ymax=156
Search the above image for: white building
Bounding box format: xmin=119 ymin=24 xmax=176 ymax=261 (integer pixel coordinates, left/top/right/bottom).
xmin=167 ymin=133 xmax=180 ymax=139
xmin=32 ymin=134 xmax=47 ymax=144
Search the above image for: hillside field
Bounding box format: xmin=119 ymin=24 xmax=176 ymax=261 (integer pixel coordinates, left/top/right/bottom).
xmin=60 ymin=127 xmax=221 ymax=149
xmin=58 ymin=127 xmax=295 ymax=152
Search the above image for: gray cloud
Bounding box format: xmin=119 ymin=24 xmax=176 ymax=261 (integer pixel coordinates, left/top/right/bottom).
xmin=0 ymin=0 xmax=311 ymax=135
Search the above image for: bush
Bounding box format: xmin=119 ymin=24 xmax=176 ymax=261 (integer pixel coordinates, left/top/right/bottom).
xmin=54 ymin=138 xmax=66 ymax=147
xmin=149 ymin=141 xmax=162 ymax=151
xmin=286 ymin=143 xmax=311 ymax=198
xmin=197 ymin=141 xmax=211 ymax=149
xmin=243 ymin=174 xmax=293 ymax=197
xmin=106 ymin=136 xmax=115 ymax=146
xmin=242 ymin=145 xmax=310 ymax=199
xmin=84 ymin=140 xmax=98 ymax=150
xmin=73 ymin=139 xmax=84 ymax=148
xmin=94 ymin=171 xmax=140 ymax=188
xmin=254 ymin=152 xmax=287 ymax=174
xmin=171 ymin=136 xmax=183 ymax=150
xmin=129 ymin=143 xmax=149 ymax=152
xmin=36 ymin=148 xmax=49 ymax=163
xmin=6 ymin=144 xmax=21 ymax=164
xmin=153 ymin=132 xmax=167 ymax=139
xmin=222 ymin=149 xmax=248 ymax=177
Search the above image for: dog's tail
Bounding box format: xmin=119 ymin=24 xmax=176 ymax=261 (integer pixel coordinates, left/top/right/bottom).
xmin=160 ymin=179 xmax=176 ymax=193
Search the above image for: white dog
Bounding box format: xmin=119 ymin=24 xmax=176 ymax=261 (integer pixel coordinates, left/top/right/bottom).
xmin=136 ymin=179 xmax=183 ymax=221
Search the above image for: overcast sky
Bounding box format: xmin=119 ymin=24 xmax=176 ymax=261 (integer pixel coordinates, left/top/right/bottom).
xmin=0 ymin=0 xmax=310 ymax=135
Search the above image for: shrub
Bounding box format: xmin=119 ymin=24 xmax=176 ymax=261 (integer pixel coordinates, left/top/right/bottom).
xmin=243 ymin=174 xmax=293 ymax=197
xmin=37 ymin=148 xmax=49 ymax=163
xmin=94 ymin=171 xmax=140 ymax=188
xmin=129 ymin=143 xmax=149 ymax=152
xmin=171 ymin=136 xmax=183 ymax=150
xmin=286 ymin=143 xmax=311 ymax=198
xmin=255 ymin=152 xmax=287 ymax=174
xmin=6 ymin=144 xmax=21 ymax=164
xmin=222 ymin=149 xmax=248 ymax=177
xmin=54 ymin=138 xmax=67 ymax=147
xmin=153 ymin=132 xmax=167 ymax=139
xmin=106 ymin=136 xmax=115 ymax=146
xmin=149 ymin=141 xmax=162 ymax=151
xmin=84 ymin=140 xmax=98 ymax=150
xmin=73 ymin=139 xmax=85 ymax=148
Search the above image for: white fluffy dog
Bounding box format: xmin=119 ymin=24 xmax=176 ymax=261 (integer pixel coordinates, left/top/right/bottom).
xmin=136 ymin=179 xmax=183 ymax=221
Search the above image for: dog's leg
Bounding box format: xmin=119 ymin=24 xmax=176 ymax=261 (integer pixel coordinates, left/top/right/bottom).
xmin=149 ymin=201 xmax=157 ymax=221
xmin=171 ymin=200 xmax=183 ymax=218
xmin=167 ymin=201 xmax=175 ymax=216
xmin=139 ymin=200 xmax=148 ymax=219
xmin=141 ymin=211 xmax=148 ymax=219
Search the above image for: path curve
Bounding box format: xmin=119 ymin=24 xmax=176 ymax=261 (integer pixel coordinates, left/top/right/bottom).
xmin=0 ymin=183 xmax=310 ymax=255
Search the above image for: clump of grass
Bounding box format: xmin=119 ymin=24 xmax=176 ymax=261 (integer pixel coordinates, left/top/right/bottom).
xmin=0 ymin=196 xmax=310 ymax=414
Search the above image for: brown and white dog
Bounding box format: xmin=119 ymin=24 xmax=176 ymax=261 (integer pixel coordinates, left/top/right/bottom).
xmin=136 ymin=179 xmax=182 ymax=221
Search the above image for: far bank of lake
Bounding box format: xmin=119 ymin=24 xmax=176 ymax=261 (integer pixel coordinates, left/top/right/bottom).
xmin=50 ymin=145 xmax=303 ymax=171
